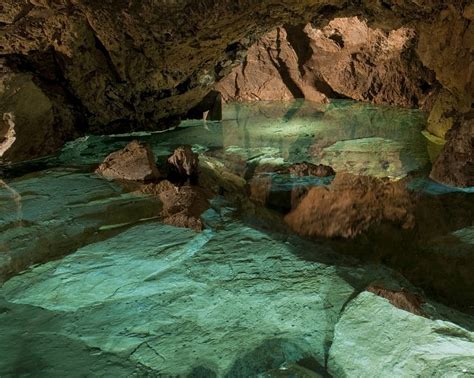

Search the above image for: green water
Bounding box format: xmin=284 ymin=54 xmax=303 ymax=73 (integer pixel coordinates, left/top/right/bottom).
xmin=1 ymin=100 xmax=473 ymax=377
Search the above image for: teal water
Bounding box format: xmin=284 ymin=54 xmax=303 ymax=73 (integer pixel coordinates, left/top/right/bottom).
xmin=1 ymin=100 xmax=473 ymax=377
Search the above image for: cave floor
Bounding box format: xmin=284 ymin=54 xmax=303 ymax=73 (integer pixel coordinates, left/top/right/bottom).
xmin=1 ymin=100 xmax=474 ymax=377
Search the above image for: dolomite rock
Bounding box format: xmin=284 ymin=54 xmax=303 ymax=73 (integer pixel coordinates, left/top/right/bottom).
xmin=96 ymin=140 xmax=161 ymax=181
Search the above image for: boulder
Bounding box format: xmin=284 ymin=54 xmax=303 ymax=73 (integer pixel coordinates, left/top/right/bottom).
xmin=95 ymin=140 xmax=161 ymax=181
xmin=167 ymin=145 xmax=199 ymax=181
xmin=430 ymin=115 xmax=474 ymax=188
xmin=158 ymin=185 xmax=210 ymax=231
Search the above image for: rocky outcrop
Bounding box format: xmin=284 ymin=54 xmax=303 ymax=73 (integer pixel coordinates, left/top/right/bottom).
xmin=430 ymin=115 xmax=474 ymax=188
xmin=285 ymin=172 xmax=415 ymax=238
xmin=217 ymin=17 xmax=437 ymax=108
xmin=286 ymin=162 xmax=335 ymax=177
xmin=95 ymin=140 xmax=161 ymax=181
xmin=158 ymin=185 xmax=210 ymax=232
xmin=215 ymin=27 xmax=329 ymax=103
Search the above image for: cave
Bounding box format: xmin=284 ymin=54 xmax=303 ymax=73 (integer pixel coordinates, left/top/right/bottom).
xmin=0 ymin=1 xmax=473 ymax=377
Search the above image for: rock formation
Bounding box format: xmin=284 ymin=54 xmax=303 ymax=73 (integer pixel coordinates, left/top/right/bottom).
xmin=0 ymin=1 xmax=471 ymax=169
xmin=95 ymin=140 xmax=161 ymax=181
xmin=167 ymin=145 xmax=199 ymax=182
xmin=216 ymin=17 xmax=437 ymax=108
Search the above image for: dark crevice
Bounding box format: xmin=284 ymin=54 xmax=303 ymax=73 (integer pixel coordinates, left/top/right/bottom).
xmin=284 ymin=24 xmax=313 ymax=77
xmin=267 ymin=28 xmax=304 ymax=99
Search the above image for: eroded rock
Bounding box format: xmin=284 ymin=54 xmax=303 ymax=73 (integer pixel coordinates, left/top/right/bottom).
xmin=158 ymin=185 xmax=211 ymax=231
xmin=96 ymin=140 xmax=161 ymax=181
xmin=287 ymin=162 xmax=335 ymax=177
xmin=0 ymin=71 xmax=74 ymax=163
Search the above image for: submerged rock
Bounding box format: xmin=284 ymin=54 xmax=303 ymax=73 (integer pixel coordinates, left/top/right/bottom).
xmin=328 ymin=292 xmax=474 ymax=377
xmin=430 ymin=115 xmax=474 ymax=188
xmin=287 ymin=162 xmax=335 ymax=177
xmin=167 ymin=145 xmax=199 ymax=181
xmin=285 ymin=172 xmax=414 ymax=238
xmin=96 ymin=140 xmax=161 ymax=181
xmin=158 ymin=184 xmax=210 ymax=232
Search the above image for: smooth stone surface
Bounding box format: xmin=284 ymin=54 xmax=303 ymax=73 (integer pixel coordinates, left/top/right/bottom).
xmin=0 ymin=168 xmax=161 ymax=280
xmin=328 ymin=292 xmax=474 ymax=377
xmin=0 ymin=210 xmax=407 ymax=376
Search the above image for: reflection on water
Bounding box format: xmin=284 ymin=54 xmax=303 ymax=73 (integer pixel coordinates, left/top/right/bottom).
xmin=1 ymin=100 xmax=474 ymax=377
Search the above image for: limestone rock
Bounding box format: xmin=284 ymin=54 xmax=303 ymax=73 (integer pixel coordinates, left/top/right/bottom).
xmin=167 ymin=145 xmax=199 ymax=181
xmin=187 ymin=90 xmax=223 ymax=121
xmin=215 ymin=27 xmax=329 ymax=103
xmin=430 ymin=115 xmax=474 ymax=188
xmin=96 ymin=140 xmax=161 ymax=181
xmin=285 ymin=172 xmax=415 ymax=238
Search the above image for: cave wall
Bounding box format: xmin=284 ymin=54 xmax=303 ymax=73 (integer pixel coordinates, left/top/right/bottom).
xmin=0 ymin=0 xmax=472 ymax=164
xmin=216 ymin=17 xmax=438 ymax=108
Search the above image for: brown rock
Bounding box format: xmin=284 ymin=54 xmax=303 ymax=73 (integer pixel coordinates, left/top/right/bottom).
xmin=287 ymin=162 xmax=335 ymax=177
xmin=158 ymin=185 xmax=210 ymax=232
xmin=96 ymin=140 xmax=161 ymax=181
xmin=284 ymin=172 xmax=415 ymax=238
xmin=367 ymin=285 xmax=426 ymax=317
xmin=167 ymin=145 xmax=199 ymax=180
xmin=430 ymin=115 xmax=474 ymax=188
xmin=216 ymin=27 xmax=328 ymax=103
xmin=217 ymin=17 xmax=436 ymax=108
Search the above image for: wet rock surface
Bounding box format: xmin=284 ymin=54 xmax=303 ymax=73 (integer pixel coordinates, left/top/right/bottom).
xmin=430 ymin=115 xmax=474 ymax=188
xmin=0 ymin=100 xmax=473 ymax=375
xmin=285 ymin=173 xmax=415 ymax=239
xmin=2 ymin=213 xmax=474 ymax=377
xmin=95 ymin=140 xmax=161 ymax=181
